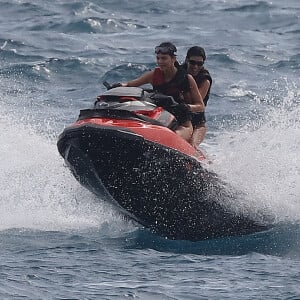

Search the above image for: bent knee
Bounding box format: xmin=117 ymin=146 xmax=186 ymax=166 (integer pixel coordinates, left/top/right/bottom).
xmin=194 ymin=123 xmax=206 ymax=129
xmin=181 ymin=120 xmax=193 ymax=128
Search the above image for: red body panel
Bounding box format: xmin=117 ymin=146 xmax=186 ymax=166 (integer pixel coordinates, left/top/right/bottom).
xmin=74 ymin=118 xmax=205 ymax=161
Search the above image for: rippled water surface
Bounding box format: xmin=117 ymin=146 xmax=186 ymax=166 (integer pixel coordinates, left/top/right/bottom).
xmin=0 ymin=0 xmax=299 ymax=299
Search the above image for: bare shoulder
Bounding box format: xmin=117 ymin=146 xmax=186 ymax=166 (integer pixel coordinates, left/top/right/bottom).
xmin=187 ymin=74 xmax=198 ymax=87
xmin=127 ymin=70 xmax=154 ymax=86
xmin=138 ymin=70 xmax=154 ymax=81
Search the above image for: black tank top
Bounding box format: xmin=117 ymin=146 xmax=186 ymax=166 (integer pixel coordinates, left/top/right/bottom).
xmin=152 ymin=67 xmax=190 ymax=103
xmin=181 ymin=64 xmax=212 ymax=106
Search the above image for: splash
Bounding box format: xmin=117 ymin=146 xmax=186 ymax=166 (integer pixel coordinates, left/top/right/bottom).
xmin=0 ymin=114 xmax=131 ymax=233
xmin=211 ymin=93 xmax=300 ymax=222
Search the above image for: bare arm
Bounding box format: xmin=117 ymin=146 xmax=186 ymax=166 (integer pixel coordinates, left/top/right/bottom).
xmin=186 ymin=74 xmax=205 ymax=112
xmin=123 ymin=70 xmax=154 ymax=87
xmin=198 ymin=79 xmax=210 ymax=101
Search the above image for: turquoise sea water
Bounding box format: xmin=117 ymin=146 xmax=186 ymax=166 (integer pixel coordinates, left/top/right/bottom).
xmin=0 ymin=0 xmax=299 ymax=299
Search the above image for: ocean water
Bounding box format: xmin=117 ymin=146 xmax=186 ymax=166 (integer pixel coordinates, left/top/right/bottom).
xmin=0 ymin=0 xmax=299 ymax=299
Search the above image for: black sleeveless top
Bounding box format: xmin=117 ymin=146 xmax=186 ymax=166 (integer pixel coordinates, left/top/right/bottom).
xmin=152 ymin=67 xmax=190 ymax=104
xmin=151 ymin=67 xmax=191 ymax=124
xmin=182 ymin=64 xmax=212 ymax=106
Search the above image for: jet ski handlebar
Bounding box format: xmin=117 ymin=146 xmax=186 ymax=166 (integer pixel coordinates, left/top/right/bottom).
xmin=102 ymin=81 xmax=178 ymax=108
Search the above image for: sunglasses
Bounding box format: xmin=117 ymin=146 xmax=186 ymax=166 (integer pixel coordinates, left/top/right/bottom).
xmin=155 ymin=46 xmax=177 ymax=55
xmin=188 ymin=59 xmax=204 ymax=67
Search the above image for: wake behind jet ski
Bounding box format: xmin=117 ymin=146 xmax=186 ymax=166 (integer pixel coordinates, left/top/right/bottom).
xmin=57 ymin=84 xmax=273 ymax=241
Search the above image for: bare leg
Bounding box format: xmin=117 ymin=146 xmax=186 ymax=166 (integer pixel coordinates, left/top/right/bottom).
xmin=175 ymin=121 xmax=193 ymax=141
xmin=190 ymin=125 xmax=206 ymax=148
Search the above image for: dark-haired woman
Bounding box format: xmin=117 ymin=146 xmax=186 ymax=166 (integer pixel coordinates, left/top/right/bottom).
xmin=119 ymin=42 xmax=205 ymax=142
xmin=182 ymin=46 xmax=212 ymax=147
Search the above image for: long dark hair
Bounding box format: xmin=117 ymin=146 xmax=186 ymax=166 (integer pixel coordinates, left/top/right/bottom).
xmin=185 ymin=46 xmax=206 ymax=63
xmin=186 ymin=46 xmax=206 ymax=60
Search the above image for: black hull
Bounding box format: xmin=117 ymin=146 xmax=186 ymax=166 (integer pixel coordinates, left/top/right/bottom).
xmin=57 ymin=124 xmax=271 ymax=241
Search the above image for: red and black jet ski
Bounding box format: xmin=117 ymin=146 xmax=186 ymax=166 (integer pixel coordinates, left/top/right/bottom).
xmin=57 ymin=84 xmax=272 ymax=241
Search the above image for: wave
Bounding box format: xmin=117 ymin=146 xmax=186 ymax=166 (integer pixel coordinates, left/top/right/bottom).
xmin=2 ymin=1 xmax=149 ymax=34
xmin=210 ymin=102 xmax=300 ymax=223
xmin=0 ymin=113 xmax=133 ymax=233
xmin=124 ymin=222 xmax=300 ymax=257
xmin=101 ymin=63 xmax=152 ymax=84
xmin=222 ymin=1 xmax=272 ymax=13
xmin=268 ymin=54 xmax=300 ymax=70
xmin=0 ymin=40 xmax=43 ymax=63
xmin=29 ymin=16 xmax=148 ymax=34
xmin=210 ymin=52 xmax=241 ymax=66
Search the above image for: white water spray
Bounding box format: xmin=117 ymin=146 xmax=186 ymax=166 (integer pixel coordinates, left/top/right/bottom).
xmin=0 ymin=113 xmax=131 ymax=233
xmin=211 ymin=94 xmax=300 ymax=222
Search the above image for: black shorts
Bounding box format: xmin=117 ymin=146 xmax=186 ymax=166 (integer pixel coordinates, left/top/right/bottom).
xmin=168 ymin=103 xmax=191 ymax=125
xmin=191 ymin=112 xmax=206 ymax=128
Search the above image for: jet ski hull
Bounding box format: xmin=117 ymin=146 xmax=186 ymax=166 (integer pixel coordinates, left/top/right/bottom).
xmin=57 ymin=120 xmax=271 ymax=241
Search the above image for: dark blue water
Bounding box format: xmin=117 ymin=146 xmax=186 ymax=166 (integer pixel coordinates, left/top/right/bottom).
xmin=0 ymin=0 xmax=299 ymax=299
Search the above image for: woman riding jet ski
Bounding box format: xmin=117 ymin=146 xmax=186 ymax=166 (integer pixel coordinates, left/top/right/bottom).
xmin=57 ymin=82 xmax=273 ymax=241
xmin=113 ymin=42 xmax=206 ymax=145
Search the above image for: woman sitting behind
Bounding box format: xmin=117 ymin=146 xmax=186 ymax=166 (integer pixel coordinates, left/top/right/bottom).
xmin=182 ymin=46 xmax=212 ymax=147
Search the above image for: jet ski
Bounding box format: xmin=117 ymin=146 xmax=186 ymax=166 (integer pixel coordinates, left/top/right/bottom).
xmin=57 ymin=84 xmax=272 ymax=241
